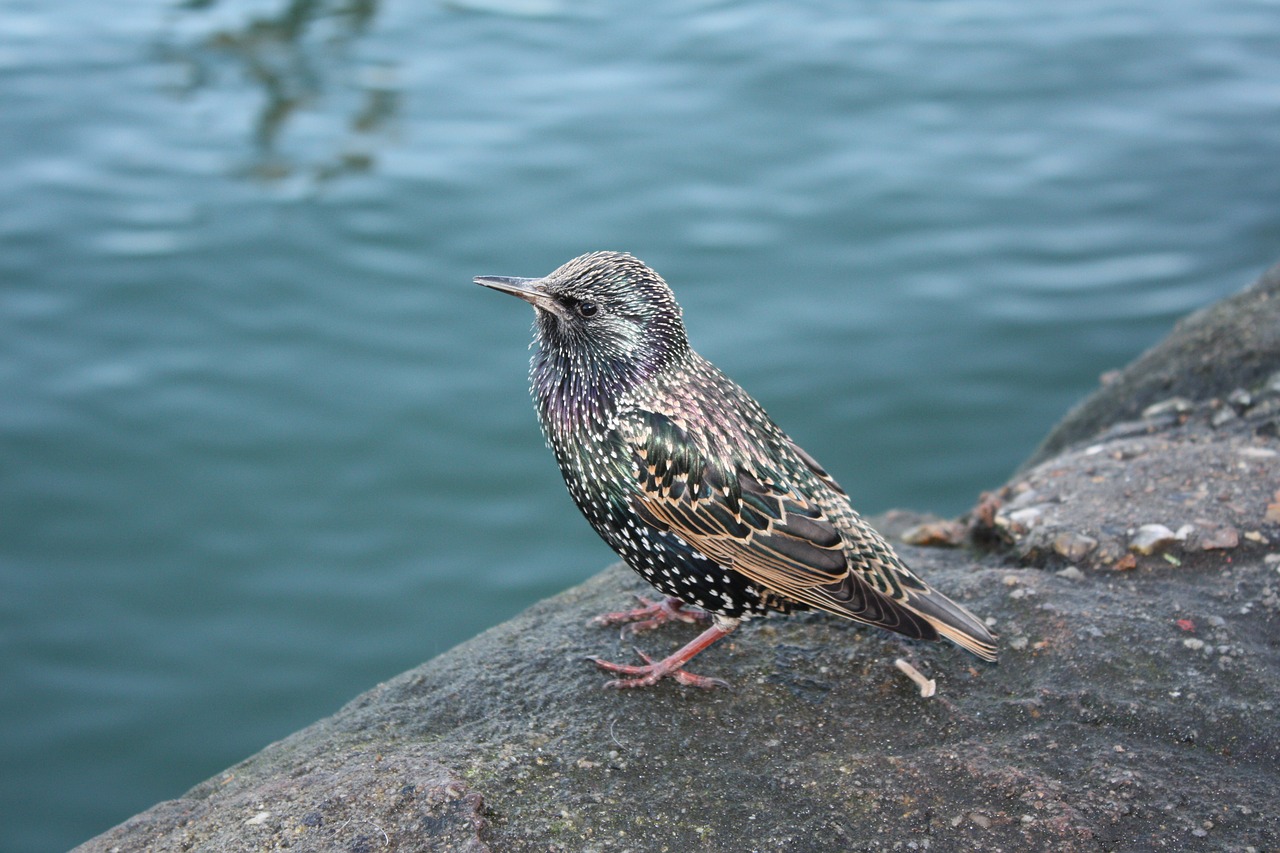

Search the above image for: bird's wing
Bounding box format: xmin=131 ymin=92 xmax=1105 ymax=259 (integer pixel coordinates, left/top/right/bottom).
xmin=626 ymin=411 xmax=845 ymax=589
xmin=623 ymin=411 xmax=997 ymax=658
xmin=786 ymin=437 xmax=848 ymax=497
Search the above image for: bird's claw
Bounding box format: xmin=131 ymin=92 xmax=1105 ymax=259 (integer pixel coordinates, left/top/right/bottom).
xmin=588 ymin=595 xmax=709 ymax=636
xmin=586 ymin=649 xmax=729 ymax=690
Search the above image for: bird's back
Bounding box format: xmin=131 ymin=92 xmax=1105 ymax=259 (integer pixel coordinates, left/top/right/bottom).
xmin=540 ymin=348 xmax=995 ymax=661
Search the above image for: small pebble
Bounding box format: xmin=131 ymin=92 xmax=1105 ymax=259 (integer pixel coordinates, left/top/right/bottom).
xmin=1183 ymin=638 xmax=1205 ymax=651
xmin=1130 ymin=524 xmax=1178 ymax=555
xmin=900 ymin=520 xmax=966 ymax=547
xmin=1052 ymin=532 xmax=1097 ymax=562
xmin=1007 ymin=507 xmax=1043 ymax=528
xmin=1142 ymin=397 xmax=1192 ymax=418
xmin=1200 ymin=525 xmax=1240 ymax=550
xmin=1227 ymin=388 xmax=1252 ymax=409
xmin=1211 ymin=408 xmax=1238 ymax=427
xmin=1005 ymin=488 xmax=1041 ymax=509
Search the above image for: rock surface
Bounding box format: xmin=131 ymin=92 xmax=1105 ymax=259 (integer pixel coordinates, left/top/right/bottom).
xmin=76 ymin=267 xmax=1280 ymax=853
xmin=1022 ymin=259 xmax=1280 ymax=470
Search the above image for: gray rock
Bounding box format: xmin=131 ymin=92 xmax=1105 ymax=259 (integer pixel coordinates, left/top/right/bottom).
xmin=75 ymin=265 xmax=1280 ymax=853
xmin=975 ymin=380 xmax=1279 ymax=574
xmin=1022 ymin=260 xmax=1280 ymax=470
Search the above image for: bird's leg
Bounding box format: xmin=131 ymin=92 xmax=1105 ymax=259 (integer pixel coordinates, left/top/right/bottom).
xmin=587 ymin=617 xmax=738 ymax=689
xmin=589 ymin=594 xmax=708 ymax=636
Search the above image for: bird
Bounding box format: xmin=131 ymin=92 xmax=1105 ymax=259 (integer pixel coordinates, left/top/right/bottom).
xmin=475 ymin=251 xmax=996 ymax=689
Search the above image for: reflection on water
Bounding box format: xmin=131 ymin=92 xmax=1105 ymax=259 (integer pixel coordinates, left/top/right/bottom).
xmin=161 ymin=0 xmax=396 ymax=182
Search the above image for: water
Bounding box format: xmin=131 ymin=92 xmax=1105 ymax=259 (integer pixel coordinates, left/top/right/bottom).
xmin=2 ymin=0 xmax=1278 ymax=849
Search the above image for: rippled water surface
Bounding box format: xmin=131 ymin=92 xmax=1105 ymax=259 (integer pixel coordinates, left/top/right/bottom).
xmin=3 ymin=0 xmax=1279 ymax=848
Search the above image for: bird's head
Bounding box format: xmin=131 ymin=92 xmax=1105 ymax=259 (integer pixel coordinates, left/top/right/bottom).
xmin=476 ymin=251 xmax=690 ymax=385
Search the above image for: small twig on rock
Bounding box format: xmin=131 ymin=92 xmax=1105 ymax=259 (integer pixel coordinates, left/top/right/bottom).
xmin=894 ymin=658 xmax=937 ymax=698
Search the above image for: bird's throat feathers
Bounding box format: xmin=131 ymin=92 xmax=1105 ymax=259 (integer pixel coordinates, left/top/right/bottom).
xmin=529 ymin=333 xmax=653 ymax=435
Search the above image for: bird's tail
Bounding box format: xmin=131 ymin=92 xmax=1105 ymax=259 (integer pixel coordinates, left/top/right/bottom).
xmin=812 ymin=571 xmax=998 ymax=662
xmin=906 ymin=587 xmax=998 ymax=662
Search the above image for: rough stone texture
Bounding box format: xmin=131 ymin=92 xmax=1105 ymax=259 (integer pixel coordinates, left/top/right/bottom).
xmin=84 ymin=747 xmax=489 ymax=853
xmin=76 ymin=267 xmax=1280 ymax=853
xmin=972 ymin=390 xmax=1280 ymax=575
xmin=1022 ymin=260 xmax=1280 ymax=471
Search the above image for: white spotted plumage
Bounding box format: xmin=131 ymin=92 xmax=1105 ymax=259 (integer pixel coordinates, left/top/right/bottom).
xmin=477 ymin=251 xmax=997 ymax=665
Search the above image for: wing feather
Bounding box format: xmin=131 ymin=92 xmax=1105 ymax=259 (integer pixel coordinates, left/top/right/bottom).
xmin=623 ymin=410 xmax=997 ymax=661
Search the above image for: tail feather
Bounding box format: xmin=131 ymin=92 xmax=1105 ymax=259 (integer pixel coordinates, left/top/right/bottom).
xmin=812 ymin=572 xmax=998 ymax=662
xmin=906 ymin=588 xmax=998 ymax=662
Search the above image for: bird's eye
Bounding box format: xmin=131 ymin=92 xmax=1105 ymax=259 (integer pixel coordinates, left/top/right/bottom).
xmin=576 ymin=301 xmax=599 ymax=318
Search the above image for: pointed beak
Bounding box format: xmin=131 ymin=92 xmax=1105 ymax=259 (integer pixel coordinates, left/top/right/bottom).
xmin=474 ymin=275 xmax=558 ymax=313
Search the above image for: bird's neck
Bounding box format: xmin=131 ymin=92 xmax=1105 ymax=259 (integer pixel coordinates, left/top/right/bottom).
xmin=530 ymin=344 xmax=673 ymax=436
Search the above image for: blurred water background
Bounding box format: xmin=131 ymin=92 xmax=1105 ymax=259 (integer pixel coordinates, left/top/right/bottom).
xmin=2 ymin=0 xmax=1278 ymax=849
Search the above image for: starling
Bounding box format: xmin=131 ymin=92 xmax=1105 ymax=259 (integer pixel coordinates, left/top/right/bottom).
xmin=476 ymin=251 xmax=996 ymax=689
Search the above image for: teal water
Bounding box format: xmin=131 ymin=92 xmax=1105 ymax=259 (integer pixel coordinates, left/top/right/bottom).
xmin=3 ymin=1 xmax=1279 ymax=849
